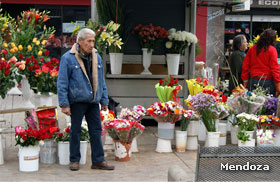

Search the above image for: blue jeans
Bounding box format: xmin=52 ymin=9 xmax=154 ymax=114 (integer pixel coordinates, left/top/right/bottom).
xmin=70 ymin=102 xmax=104 ymax=163
xmin=249 ymin=78 xmax=276 ymax=96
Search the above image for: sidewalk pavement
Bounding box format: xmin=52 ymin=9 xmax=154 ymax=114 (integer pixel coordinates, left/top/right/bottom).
xmin=0 ymin=126 xmax=196 ymax=182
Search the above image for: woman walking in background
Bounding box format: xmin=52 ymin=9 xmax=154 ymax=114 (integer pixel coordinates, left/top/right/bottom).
xmin=229 ymin=34 xmax=248 ymax=91
xmin=241 ymin=29 xmax=280 ymax=96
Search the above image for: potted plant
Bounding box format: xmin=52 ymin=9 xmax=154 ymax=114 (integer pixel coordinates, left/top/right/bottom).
xmin=165 ymin=28 xmax=198 ymax=75
xmin=103 ymin=119 xmax=145 ymax=162
xmin=237 ymin=130 xmax=255 ymax=147
xmin=256 ymin=129 xmax=275 ymax=147
xmin=236 ymin=112 xmax=258 ymax=140
xmin=14 ymin=126 xmax=46 ymax=172
xmin=132 ymin=24 xmax=168 ymax=75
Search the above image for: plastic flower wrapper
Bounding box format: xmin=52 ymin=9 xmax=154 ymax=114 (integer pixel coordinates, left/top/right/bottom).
xmin=100 ymin=110 xmax=115 ymax=126
xmin=256 ymin=129 xmax=275 ymax=145
xmin=118 ymin=105 xmax=146 ymax=122
xmin=103 ymin=120 xmax=119 ymax=140
xmin=186 ymin=77 xmax=214 ymax=96
xmin=227 ymin=90 xmax=265 ymax=115
xmin=236 ymin=113 xmax=258 ymax=131
xmin=155 ymin=75 xmax=182 ymax=102
xmin=127 ymin=121 xmax=145 ymax=143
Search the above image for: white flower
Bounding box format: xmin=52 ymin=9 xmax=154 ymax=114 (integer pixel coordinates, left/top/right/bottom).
xmin=39 ymin=140 xmax=44 ymax=146
xmin=168 ymin=28 xmax=176 ymax=35
xmin=165 ymin=41 xmax=172 ymax=49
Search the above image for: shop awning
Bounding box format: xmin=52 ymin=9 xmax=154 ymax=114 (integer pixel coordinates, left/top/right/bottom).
xmin=197 ymin=0 xmax=247 ymax=7
xmin=0 ymin=0 xmax=90 ymax=6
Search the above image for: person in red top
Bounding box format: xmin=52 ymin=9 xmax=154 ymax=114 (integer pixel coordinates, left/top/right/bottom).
xmin=241 ymin=29 xmax=280 ymax=96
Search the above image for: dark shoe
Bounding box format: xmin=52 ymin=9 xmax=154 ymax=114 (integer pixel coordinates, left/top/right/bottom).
xmin=69 ymin=162 xmax=79 ymax=171
xmin=91 ymin=161 xmax=115 ymax=170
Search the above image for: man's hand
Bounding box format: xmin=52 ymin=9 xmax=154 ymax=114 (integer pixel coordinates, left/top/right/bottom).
xmin=61 ymin=107 xmax=71 ymax=116
xmin=101 ymin=105 xmax=108 ymax=111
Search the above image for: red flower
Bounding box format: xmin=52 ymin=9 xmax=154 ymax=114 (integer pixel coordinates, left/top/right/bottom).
xmin=45 ymin=50 xmax=50 ymax=56
xmin=1 ymin=49 xmax=8 ymax=55
xmin=18 ymin=54 xmax=24 ymax=60
xmin=203 ymin=78 xmax=208 ymax=86
xmin=159 ymin=79 xmax=164 ymax=85
xmin=196 ymin=77 xmax=202 ymax=82
xmin=65 ymin=127 xmax=70 ymax=133
xmin=4 ymin=69 xmax=11 ymax=76
xmin=221 ymin=95 xmax=227 ymax=102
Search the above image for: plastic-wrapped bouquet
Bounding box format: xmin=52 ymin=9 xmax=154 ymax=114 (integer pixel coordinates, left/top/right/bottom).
xmin=147 ymin=101 xmax=184 ymax=123
xmin=118 ymin=105 xmax=146 ymax=122
xmin=180 ymin=109 xmax=199 ymax=131
xmin=186 ymin=77 xmax=214 ymax=96
xmin=261 ymin=96 xmax=278 ymax=115
xmin=236 ymin=112 xmax=258 ymax=131
xmin=100 ymin=110 xmax=115 ymax=126
xmin=103 ymin=119 xmax=145 ymax=144
xmin=227 ymin=90 xmax=265 ymax=115
xmin=155 ymin=75 xmax=182 ymax=102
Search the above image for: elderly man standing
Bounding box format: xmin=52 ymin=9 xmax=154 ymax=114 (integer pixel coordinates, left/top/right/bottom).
xmin=57 ymin=28 xmax=114 ymax=171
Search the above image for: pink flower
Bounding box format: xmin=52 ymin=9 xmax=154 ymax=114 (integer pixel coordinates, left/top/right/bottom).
xmin=42 ymin=65 xmax=49 ymax=73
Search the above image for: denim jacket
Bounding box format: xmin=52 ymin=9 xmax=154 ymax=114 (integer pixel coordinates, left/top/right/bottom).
xmin=57 ymin=44 xmax=109 ymax=107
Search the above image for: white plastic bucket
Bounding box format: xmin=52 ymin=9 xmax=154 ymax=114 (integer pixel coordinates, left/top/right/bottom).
xmin=187 ymin=120 xmax=199 ymax=136
xmin=198 ymin=120 xmax=206 ymax=141
xmin=155 ymin=138 xmax=172 ymax=153
xmin=158 ymin=122 xmax=175 ymax=139
xmin=80 ymin=141 xmax=88 ymax=165
xmin=131 ymin=138 xmax=139 ymax=153
xmin=218 ymin=123 xmax=227 ymax=146
xmin=175 ymin=130 xmax=187 ymax=152
xmin=58 ymin=142 xmax=69 ymax=165
xmin=19 ymin=145 xmax=40 ymax=172
xmin=167 ymin=54 xmax=180 ymax=75
xmin=205 ymin=132 xmax=220 ymax=147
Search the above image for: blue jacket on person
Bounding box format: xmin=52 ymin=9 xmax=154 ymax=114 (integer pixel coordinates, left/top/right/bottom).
xmin=57 ymin=43 xmax=109 ymax=107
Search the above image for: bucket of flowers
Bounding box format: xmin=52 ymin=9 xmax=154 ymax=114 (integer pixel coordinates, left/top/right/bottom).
xmin=100 ymin=110 xmax=116 ymax=150
xmin=103 ymin=119 xmax=145 ymax=162
xmin=256 ymin=115 xmax=278 ymax=146
xmin=117 ymin=105 xmax=146 ymax=152
xmin=14 ymin=125 xmax=46 ymax=172
xmin=55 ymin=126 xmax=70 ymax=165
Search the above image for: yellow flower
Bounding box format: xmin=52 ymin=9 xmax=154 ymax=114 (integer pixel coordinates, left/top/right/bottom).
xmin=18 ymin=45 xmax=23 ymax=51
xmin=36 ymin=41 xmax=40 ymax=46
xmin=32 ymin=38 xmax=37 ymax=43
xmin=2 ymin=42 xmax=8 ymax=48
xmin=101 ymin=32 xmax=109 ymax=41
xmin=10 ymin=48 xmax=15 ymax=53
xmin=10 ymin=42 xmax=15 ymax=48
xmin=184 ymin=99 xmax=191 ymax=107
xmin=115 ymin=39 xmax=123 ymax=49
xmin=41 ymin=40 xmax=47 ymax=46
xmin=254 ymin=35 xmax=260 ymax=42
xmin=261 ymin=119 xmax=265 ymax=123
xmin=38 ymin=51 xmax=42 ymax=56
xmin=248 ymin=42 xmax=254 ymax=48
xmin=13 ymin=47 xmax=18 ymax=52
xmin=27 ymin=45 xmax=32 ymax=51
xmin=161 ymin=103 xmax=165 ymax=108
xmin=107 ymin=37 xmax=114 ymax=46
xmin=277 ymin=35 xmax=280 ymax=42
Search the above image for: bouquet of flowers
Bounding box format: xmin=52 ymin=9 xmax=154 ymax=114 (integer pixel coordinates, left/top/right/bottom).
xmin=100 ymin=110 xmax=115 ymax=125
xmin=257 ymin=115 xmax=280 ymax=130
xmin=165 ymin=28 xmax=198 ymax=55
xmin=256 ymin=129 xmax=275 ymax=145
xmin=103 ymin=119 xmax=145 ymax=143
xmin=260 ymin=96 xmax=278 ymax=115
xmin=147 ymin=101 xmax=184 ymax=123
xmin=15 ymin=126 xmax=46 ymax=147
xmin=132 ymin=23 xmax=168 ymax=52
xmin=40 ymin=126 xmax=60 ymax=140
xmin=118 ymin=105 xmax=146 ymax=122
xmin=55 ymin=126 xmax=70 ymax=142
xmin=155 ymin=75 xmax=182 ymax=102
xmin=227 ymin=90 xmax=265 ymax=115
xmin=236 ymin=112 xmax=258 ymax=131
xmin=180 ymin=109 xmax=199 ymax=131
xmin=186 ymin=77 xmax=214 ymax=96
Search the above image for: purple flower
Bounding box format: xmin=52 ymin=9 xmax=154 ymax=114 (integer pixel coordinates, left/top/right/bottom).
xmin=263 ymin=96 xmax=278 ymax=115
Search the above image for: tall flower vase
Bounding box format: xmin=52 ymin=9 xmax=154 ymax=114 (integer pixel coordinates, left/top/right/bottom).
xmin=80 ymin=141 xmax=88 ymax=165
xmin=21 ymin=76 xmax=35 ymax=109
xmin=114 ymin=140 xmax=132 ymax=162
xmin=18 ymin=145 xmax=40 ymax=172
xmin=39 ymin=139 xmax=56 ymax=164
xmin=109 ymin=53 xmax=123 ymax=74
xmin=58 ymin=141 xmax=70 ymax=165
xmin=34 ymin=93 xmax=53 ymax=107
xmin=141 ymin=48 xmax=152 ymax=75
xmin=166 ymin=54 xmax=180 ymax=75
xmin=156 ymin=122 xmax=175 ymax=153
